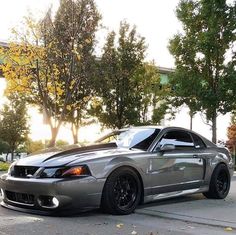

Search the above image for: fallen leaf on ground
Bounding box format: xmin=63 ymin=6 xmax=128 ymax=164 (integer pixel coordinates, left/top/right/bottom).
xmin=224 ymin=227 xmax=233 ymax=232
xmin=131 ymin=231 xmax=137 ymax=235
xmin=116 ymin=223 xmax=124 ymax=229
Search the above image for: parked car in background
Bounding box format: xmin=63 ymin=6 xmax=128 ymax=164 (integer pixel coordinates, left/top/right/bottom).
xmin=0 ymin=126 xmax=234 ymax=215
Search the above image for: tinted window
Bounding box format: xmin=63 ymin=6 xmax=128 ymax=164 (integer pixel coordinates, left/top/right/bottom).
xmin=191 ymin=133 xmax=206 ymax=149
xmin=158 ymin=130 xmax=194 ymax=149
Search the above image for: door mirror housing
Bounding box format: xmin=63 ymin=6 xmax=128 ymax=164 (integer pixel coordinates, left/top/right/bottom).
xmin=160 ymin=144 xmax=175 ymax=151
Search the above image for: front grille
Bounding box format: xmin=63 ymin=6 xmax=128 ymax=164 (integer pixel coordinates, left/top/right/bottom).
xmin=5 ymin=191 xmax=35 ymax=205
xmin=12 ymin=166 xmax=39 ymax=178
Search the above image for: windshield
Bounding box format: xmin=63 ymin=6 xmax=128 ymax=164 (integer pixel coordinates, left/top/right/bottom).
xmin=96 ymin=128 xmax=160 ymax=151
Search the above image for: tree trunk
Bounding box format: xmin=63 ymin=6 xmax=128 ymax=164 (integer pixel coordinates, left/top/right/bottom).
xmin=11 ymin=150 xmax=14 ymax=162
xmin=212 ymin=111 xmax=217 ymax=144
xmin=5 ymin=152 xmax=9 ymax=162
xmin=189 ymin=109 xmax=195 ymax=130
xmin=190 ymin=113 xmax=193 ymax=130
xmin=48 ymin=127 xmax=59 ymax=147
xmin=190 ymin=116 xmax=193 ymax=130
xmin=71 ymin=123 xmax=79 ymax=144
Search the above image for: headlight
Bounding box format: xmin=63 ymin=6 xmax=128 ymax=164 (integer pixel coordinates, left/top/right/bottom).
xmin=40 ymin=165 xmax=91 ymax=178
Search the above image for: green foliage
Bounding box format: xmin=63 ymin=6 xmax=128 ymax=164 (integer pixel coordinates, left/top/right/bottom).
xmin=56 ymin=139 xmax=69 ymax=147
xmin=0 ymin=94 xmax=29 ymax=161
xmin=0 ymin=140 xmax=10 ymax=154
xmin=93 ymin=22 xmax=146 ymax=128
xmin=25 ymin=139 xmax=44 ymax=154
xmin=152 ymin=101 xmax=170 ymax=124
xmin=0 ymin=162 xmax=10 ymax=171
xmin=92 ymin=23 xmax=168 ymax=129
xmin=133 ymin=63 xmax=171 ymax=125
xmin=169 ymin=0 xmax=236 ymax=143
xmin=25 ymin=139 xmax=70 ymax=154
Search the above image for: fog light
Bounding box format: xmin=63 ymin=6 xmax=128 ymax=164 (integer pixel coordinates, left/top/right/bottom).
xmin=52 ymin=197 xmax=59 ymax=207
xmin=38 ymin=195 xmax=59 ymax=208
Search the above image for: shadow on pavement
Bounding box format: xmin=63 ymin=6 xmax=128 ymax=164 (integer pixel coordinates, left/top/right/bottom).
xmin=138 ymin=193 xmax=205 ymax=209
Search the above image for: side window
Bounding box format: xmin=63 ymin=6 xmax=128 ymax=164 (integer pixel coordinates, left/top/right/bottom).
xmin=158 ymin=131 xmax=194 ymax=150
xmin=191 ymin=133 xmax=206 ymax=149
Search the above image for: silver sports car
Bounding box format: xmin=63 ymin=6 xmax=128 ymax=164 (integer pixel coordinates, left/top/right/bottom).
xmin=0 ymin=126 xmax=234 ymax=215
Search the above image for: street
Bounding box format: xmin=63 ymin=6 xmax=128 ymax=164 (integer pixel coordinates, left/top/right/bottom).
xmin=0 ymin=175 xmax=235 ymax=235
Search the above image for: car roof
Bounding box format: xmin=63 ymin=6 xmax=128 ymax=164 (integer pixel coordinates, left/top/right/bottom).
xmin=119 ymin=125 xmax=164 ymax=131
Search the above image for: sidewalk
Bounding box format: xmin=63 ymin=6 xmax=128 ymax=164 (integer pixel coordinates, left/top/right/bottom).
xmin=136 ymin=177 xmax=236 ymax=229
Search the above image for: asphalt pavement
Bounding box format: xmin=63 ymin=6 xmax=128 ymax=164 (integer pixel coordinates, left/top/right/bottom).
xmin=0 ymin=204 xmax=234 ymax=235
xmin=0 ymin=172 xmax=236 ymax=234
xmin=136 ymin=175 xmax=236 ymax=229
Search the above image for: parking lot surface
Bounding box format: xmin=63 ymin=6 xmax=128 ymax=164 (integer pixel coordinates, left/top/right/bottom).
xmin=0 ymin=173 xmax=235 ymax=234
xmin=137 ymin=176 xmax=236 ymax=229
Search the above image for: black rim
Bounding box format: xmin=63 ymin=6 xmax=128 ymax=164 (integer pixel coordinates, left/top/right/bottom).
xmin=216 ymin=170 xmax=228 ymax=195
xmin=113 ymin=174 xmax=138 ymax=210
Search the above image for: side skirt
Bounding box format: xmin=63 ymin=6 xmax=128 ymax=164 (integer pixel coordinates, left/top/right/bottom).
xmin=143 ymin=185 xmax=209 ymax=203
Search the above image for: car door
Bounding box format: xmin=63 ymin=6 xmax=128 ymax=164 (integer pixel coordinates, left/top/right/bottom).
xmin=149 ymin=130 xmax=205 ymax=194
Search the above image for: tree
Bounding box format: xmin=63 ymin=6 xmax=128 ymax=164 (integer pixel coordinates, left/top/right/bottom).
xmin=168 ymin=70 xmax=201 ymax=130
xmin=25 ymin=139 xmax=45 ymax=154
xmin=226 ymin=113 xmax=236 ymax=155
xmin=51 ymin=0 xmax=101 ymax=144
xmin=0 ymin=140 xmax=10 ymax=155
xmin=1 ymin=0 xmax=101 ymax=147
xmin=92 ymin=21 xmax=147 ymax=129
xmin=0 ymin=94 xmax=29 ymax=161
xmin=169 ymin=0 xmax=236 ymax=143
xmin=133 ymin=62 xmax=169 ymax=125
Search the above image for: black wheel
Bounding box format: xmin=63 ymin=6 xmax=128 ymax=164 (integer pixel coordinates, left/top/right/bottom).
xmin=203 ymin=164 xmax=230 ymax=199
xmin=101 ymin=167 xmax=141 ymax=215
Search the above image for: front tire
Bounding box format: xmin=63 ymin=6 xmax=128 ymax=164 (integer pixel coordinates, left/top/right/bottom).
xmin=101 ymin=167 xmax=141 ymax=215
xmin=203 ymin=164 xmax=230 ymax=199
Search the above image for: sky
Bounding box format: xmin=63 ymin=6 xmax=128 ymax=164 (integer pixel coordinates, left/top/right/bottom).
xmin=0 ymin=0 xmax=181 ymax=68
xmin=0 ymin=0 xmax=231 ymax=142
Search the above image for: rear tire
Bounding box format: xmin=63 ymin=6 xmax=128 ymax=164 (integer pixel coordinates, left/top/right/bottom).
xmin=101 ymin=167 xmax=141 ymax=215
xmin=203 ymin=164 xmax=230 ymax=199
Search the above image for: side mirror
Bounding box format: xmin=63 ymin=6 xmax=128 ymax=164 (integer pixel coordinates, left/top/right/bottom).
xmin=160 ymin=144 xmax=175 ymax=151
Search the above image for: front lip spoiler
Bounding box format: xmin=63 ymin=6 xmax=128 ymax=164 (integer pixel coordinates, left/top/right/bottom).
xmin=1 ymin=201 xmax=52 ymax=215
xmin=0 ymin=201 xmax=90 ymax=216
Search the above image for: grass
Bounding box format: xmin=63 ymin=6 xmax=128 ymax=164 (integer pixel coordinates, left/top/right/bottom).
xmin=0 ymin=162 xmax=10 ymax=171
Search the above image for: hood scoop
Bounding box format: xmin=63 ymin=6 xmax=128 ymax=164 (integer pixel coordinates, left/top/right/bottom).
xmin=42 ymin=142 xmax=118 ymax=163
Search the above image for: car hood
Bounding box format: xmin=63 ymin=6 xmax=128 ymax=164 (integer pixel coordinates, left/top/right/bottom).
xmin=15 ymin=143 xmax=142 ymax=167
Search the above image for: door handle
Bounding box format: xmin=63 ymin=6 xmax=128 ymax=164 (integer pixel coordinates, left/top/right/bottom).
xmin=193 ymin=154 xmax=199 ymax=158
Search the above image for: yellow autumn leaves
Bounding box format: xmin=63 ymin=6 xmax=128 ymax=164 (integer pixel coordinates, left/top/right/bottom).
xmin=0 ymin=40 xmax=80 ymax=101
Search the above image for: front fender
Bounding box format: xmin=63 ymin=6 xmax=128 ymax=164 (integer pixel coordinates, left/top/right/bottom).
xmin=103 ymin=156 xmax=145 ymax=179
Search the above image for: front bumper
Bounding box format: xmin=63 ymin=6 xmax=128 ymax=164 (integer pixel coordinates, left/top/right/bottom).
xmin=0 ymin=174 xmax=106 ymax=215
